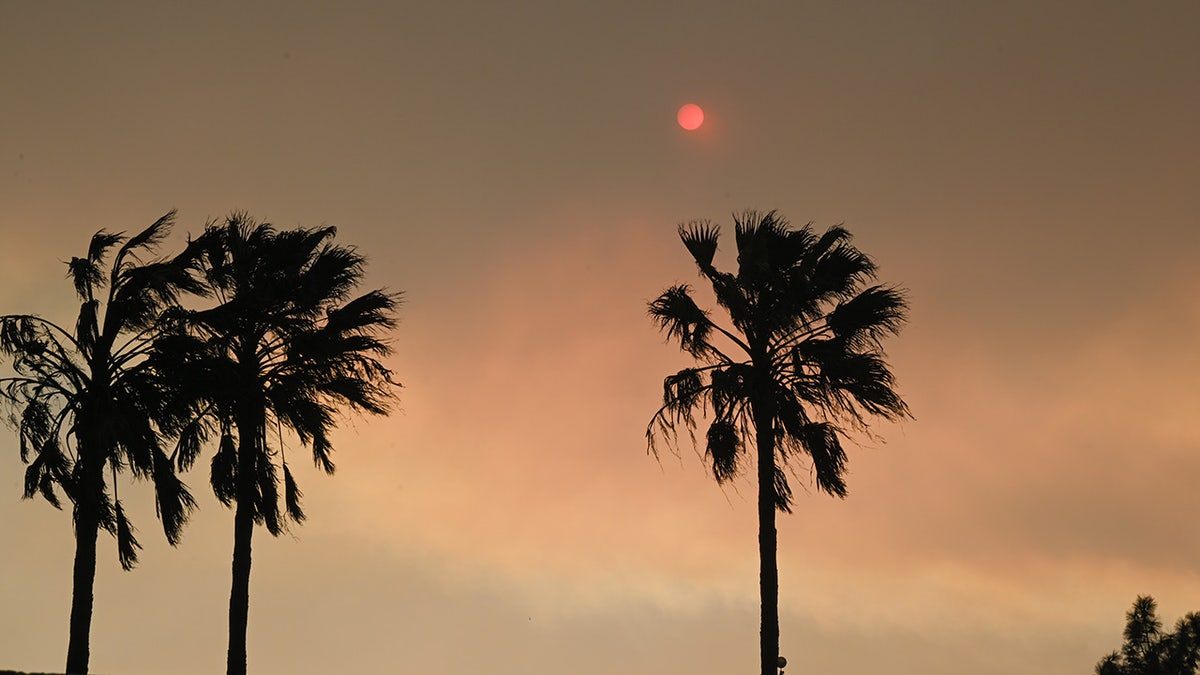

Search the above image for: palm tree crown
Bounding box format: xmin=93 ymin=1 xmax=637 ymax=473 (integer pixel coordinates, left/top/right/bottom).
xmin=174 ymin=214 xmax=399 ymax=527
xmin=648 ymin=210 xmax=909 ymax=504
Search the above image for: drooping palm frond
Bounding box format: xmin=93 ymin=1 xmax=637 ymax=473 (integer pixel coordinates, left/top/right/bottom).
xmin=210 ymin=431 xmax=239 ymax=506
xmin=282 ymin=462 xmax=304 ymax=524
xmin=112 ymin=499 xmax=141 ymax=571
xmin=646 ymin=366 xmax=712 ymax=455
xmin=23 ymin=435 xmax=69 ymax=508
xmin=794 ymin=343 xmax=908 ymax=424
xmin=151 ymin=446 xmax=197 ymax=545
xmin=705 ymin=419 xmax=741 ymax=482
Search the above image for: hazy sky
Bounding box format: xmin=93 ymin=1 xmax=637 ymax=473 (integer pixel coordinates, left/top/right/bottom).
xmin=3 ymin=2 xmax=1199 ymax=673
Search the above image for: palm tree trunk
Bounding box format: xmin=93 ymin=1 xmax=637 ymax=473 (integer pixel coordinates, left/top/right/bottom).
xmin=226 ymin=493 xmax=254 ymax=675
xmin=228 ymin=393 xmax=262 ymax=675
xmin=65 ymin=509 xmax=100 ymax=675
xmin=756 ymin=411 xmax=779 ymax=675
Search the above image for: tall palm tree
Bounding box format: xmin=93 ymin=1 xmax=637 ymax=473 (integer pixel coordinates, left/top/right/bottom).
xmin=646 ymin=211 xmax=910 ymax=675
xmin=155 ymin=214 xmax=400 ymax=675
xmin=0 ymin=212 xmax=202 ymax=674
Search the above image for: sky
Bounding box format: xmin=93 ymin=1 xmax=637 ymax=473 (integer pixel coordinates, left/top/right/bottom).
xmin=2 ymin=1 xmax=1199 ymax=673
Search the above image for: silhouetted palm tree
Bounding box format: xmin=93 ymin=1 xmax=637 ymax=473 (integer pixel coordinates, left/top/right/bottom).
xmin=646 ymin=211 xmax=909 ymax=675
xmin=0 ymin=212 xmax=202 ymax=674
xmin=1096 ymin=596 xmax=1200 ymax=675
xmin=155 ymin=214 xmax=399 ymax=675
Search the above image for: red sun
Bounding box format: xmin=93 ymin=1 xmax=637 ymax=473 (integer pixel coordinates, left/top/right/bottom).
xmin=677 ymin=103 xmax=704 ymax=131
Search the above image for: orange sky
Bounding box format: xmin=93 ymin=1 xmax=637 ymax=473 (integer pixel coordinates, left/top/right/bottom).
xmin=2 ymin=2 xmax=1199 ymax=673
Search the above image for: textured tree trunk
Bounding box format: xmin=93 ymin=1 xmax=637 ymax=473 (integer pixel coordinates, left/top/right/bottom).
xmin=226 ymin=488 xmax=255 ymax=675
xmin=756 ymin=412 xmax=779 ymax=675
xmin=65 ymin=509 xmax=100 ymax=675
xmin=227 ymin=352 xmax=265 ymax=675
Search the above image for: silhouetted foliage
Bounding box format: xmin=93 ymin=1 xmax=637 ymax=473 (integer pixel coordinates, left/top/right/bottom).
xmin=0 ymin=212 xmax=203 ymax=674
xmin=646 ymin=210 xmax=909 ymax=675
xmin=152 ymin=214 xmax=400 ymax=675
xmin=1096 ymin=596 xmax=1200 ymax=675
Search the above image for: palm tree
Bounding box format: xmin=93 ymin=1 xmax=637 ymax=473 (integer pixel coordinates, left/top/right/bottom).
xmin=646 ymin=210 xmax=910 ymax=675
xmin=155 ymin=214 xmax=400 ymax=675
xmin=0 ymin=212 xmax=202 ymax=674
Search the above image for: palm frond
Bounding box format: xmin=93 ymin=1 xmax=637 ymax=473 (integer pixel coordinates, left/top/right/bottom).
xmin=829 ymin=352 xmax=909 ymax=420
xmin=705 ymin=271 xmax=754 ymax=339
xmin=295 ymin=233 xmax=364 ymax=309
xmin=825 ymin=285 xmax=908 ymax=350
xmin=648 ymin=285 xmax=714 ymax=358
xmin=169 ymin=410 xmax=211 ymax=472
xmin=210 ymin=432 xmax=239 ymax=506
xmin=152 ymin=448 xmax=195 ymax=545
xmin=772 ymin=465 xmax=794 ymax=513
xmin=799 ymin=225 xmax=853 ymax=275
xmin=254 ymin=446 xmax=282 ymax=535
xmin=74 ymin=299 xmax=100 ymax=357
xmin=24 ymin=443 xmax=66 ymax=508
xmin=87 ymin=231 xmax=125 ymax=264
xmin=270 ymin=393 xmax=335 ymax=455
xmin=705 ymin=420 xmax=741 ymax=482
xmin=113 ymin=500 xmax=141 ymax=570
xmin=283 ymin=462 xmax=305 ymax=524
xmin=802 ymin=239 xmax=878 ymax=306
xmin=646 ymin=367 xmax=710 ymax=455
xmin=798 ymin=422 xmax=848 ymax=498
xmin=322 ymin=289 xmax=400 ymax=335
xmin=679 ymin=220 xmax=720 ymax=271
xmin=709 ymin=364 xmax=752 ymax=417
xmin=118 ymin=210 xmax=174 ymax=258
xmin=732 ymin=209 xmax=771 ymax=252
xmin=311 ymin=430 xmax=335 ymax=474
xmin=67 ymin=257 xmax=105 ymax=300
xmin=732 ymin=210 xmax=793 ymax=284
xmin=17 ymin=398 xmax=54 ymax=463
